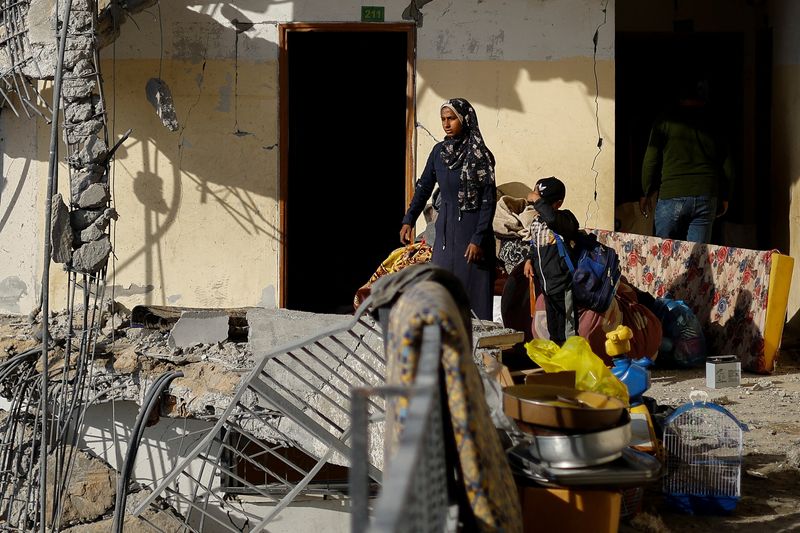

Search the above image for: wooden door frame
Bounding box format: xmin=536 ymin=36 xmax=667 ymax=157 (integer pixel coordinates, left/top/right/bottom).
xmin=278 ymin=22 xmax=416 ymax=308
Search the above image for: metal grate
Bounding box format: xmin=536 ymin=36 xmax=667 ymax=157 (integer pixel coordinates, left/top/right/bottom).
xmin=351 ymin=325 xmax=450 ymax=533
xmin=132 ymin=302 xmax=386 ymax=531
xmin=662 ymin=401 xmax=747 ymax=512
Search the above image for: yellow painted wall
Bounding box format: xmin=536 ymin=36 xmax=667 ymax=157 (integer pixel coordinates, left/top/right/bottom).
xmin=0 ymin=112 xmax=43 ymax=314
xmin=4 ymin=0 xmax=616 ymax=312
xmin=415 ymin=59 xmax=616 ymax=233
xmin=90 ymin=56 xmax=615 ymax=310
xmin=44 ymin=58 xmax=280 ymax=309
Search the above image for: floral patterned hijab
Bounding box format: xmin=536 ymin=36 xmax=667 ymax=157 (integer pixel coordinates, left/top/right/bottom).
xmin=439 ymin=98 xmax=496 ymax=211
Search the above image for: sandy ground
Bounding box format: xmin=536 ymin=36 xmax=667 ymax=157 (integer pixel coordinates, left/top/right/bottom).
xmin=623 ymin=348 xmax=800 ymax=533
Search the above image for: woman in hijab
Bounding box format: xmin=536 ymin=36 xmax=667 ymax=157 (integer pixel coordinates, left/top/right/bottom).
xmin=400 ymin=98 xmax=497 ymax=320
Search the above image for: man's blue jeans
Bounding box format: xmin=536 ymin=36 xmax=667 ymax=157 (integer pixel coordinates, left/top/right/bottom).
xmin=654 ymin=196 xmax=717 ymax=243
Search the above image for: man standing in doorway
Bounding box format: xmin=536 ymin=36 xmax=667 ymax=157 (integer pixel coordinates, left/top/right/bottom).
xmin=639 ymin=77 xmax=733 ymax=243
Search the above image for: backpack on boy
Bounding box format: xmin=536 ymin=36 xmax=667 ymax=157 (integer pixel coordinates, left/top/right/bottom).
xmin=553 ymin=232 xmax=621 ymax=313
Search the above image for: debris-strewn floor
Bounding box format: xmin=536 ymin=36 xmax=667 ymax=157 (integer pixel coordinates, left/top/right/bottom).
xmin=623 ymin=349 xmax=800 ymax=533
xmin=5 ymin=310 xmax=800 ymax=531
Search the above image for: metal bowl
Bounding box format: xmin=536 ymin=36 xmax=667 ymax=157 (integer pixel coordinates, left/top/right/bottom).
xmin=524 ymin=411 xmax=632 ymax=468
xmin=503 ymin=384 xmax=627 ymax=432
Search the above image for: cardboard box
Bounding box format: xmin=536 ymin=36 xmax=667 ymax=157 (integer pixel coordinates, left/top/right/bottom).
xmin=706 ymin=355 xmax=741 ymax=389
xmin=518 ymin=485 xmax=621 ymax=533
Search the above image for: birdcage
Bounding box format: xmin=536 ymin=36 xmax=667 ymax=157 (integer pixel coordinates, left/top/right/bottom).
xmin=662 ymin=401 xmax=748 ymax=514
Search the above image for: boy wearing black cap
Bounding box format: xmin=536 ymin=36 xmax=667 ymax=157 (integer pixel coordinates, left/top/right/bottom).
xmin=523 ymin=177 xmax=580 ymax=345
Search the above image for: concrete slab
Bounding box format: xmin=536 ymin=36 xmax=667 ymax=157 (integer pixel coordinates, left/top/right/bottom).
xmin=247 ymin=308 xmax=351 ymax=355
xmin=168 ymin=310 xmax=229 ymax=348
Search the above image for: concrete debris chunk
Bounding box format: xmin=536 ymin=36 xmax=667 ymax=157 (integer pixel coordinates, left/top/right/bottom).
xmin=77 ymin=183 xmax=109 ymax=209
xmin=70 ymin=208 xmax=104 ymax=230
xmin=71 ymin=207 xmax=116 ymax=234
xmin=63 ymin=49 xmax=91 ymax=70
xmin=168 ymin=311 xmax=229 ymax=349
xmin=65 ymin=100 xmax=93 ymax=124
xmin=61 ymin=78 xmax=95 ymax=101
xmin=247 ymin=307 xmax=351 ymax=353
xmin=68 ymin=11 xmax=93 ymax=32
xmin=65 ymin=119 xmax=104 ymax=144
xmin=70 ymin=170 xmax=104 ymax=203
xmin=71 ymin=58 xmax=95 ymax=76
xmin=146 ymin=78 xmax=179 ymax=131
xmin=75 ymin=224 xmax=105 ymax=244
xmin=64 ymin=35 xmax=93 ymax=52
xmin=72 ymin=235 xmax=111 ymax=273
xmin=62 ymin=489 xmax=185 ymax=533
xmin=752 ymin=379 xmax=774 ymax=391
xmin=80 ymin=135 xmax=108 ymax=164
xmin=50 ymin=194 xmax=73 ymax=264
xmin=44 ymin=446 xmax=115 ymax=527
xmin=102 ymin=312 xmax=125 ymax=335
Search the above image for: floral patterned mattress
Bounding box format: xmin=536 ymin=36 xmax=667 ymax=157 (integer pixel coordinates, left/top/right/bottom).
xmin=591 ymin=230 xmax=790 ymax=373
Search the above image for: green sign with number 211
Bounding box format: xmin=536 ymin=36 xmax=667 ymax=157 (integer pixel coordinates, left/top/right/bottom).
xmin=361 ymin=6 xmax=385 ymax=22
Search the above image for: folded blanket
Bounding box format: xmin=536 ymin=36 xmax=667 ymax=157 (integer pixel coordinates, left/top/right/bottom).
xmin=493 ymin=195 xmax=538 ymax=241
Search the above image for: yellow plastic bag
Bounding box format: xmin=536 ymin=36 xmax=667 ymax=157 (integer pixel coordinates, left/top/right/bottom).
xmin=525 ymin=336 xmax=629 ymax=405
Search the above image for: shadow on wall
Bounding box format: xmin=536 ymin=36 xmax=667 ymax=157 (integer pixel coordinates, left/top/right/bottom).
xmin=417 ymin=56 xmax=613 ymax=114
xmin=2 ymin=1 xmax=614 ymax=308
xmin=3 ymin=4 xmax=288 ymax=305
xmin=77 ymin=401 xmax=214 ymax=494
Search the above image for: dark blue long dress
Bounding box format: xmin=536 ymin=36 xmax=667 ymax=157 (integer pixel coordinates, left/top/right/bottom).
xmin=402 ymin=142 xmax=497 ymax=320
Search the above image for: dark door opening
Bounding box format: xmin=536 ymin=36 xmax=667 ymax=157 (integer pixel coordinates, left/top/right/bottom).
xmin=615 ymin=32 xmax=757 ymax=245
xmin=280 ymin=26 xmax=413 ymax=313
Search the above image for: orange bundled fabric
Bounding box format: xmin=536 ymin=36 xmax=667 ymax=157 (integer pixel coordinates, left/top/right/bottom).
xmin=353 ymin=242 xmax=432 ymax=309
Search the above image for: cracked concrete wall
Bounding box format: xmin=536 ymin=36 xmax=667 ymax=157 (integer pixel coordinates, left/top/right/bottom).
xmin=4 ymin=0 xmax=616 ymax=311
xmin=414 ymin=0 xmax=616 ymax=233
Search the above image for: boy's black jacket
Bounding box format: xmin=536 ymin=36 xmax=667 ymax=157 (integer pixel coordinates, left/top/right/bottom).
xmin=527 ymin=199 xmax=581 ymax=295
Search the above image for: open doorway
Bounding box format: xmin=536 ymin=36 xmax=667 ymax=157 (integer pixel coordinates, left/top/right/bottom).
xmin=615 ymin=32 xmax=747 ymax=242
xmin=279 ymin=24 xmax=415 ymax=313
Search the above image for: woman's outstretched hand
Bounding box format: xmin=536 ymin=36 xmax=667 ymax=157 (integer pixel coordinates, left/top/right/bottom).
xmin=399 ymin=224 xmax=414 ymax=245
xmin=465 ymin=243 xmax=483 ymax=263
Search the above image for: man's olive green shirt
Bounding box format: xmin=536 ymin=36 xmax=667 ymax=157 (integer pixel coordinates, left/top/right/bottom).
xmin=641 ymin=106 xmax=733 ymax=200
